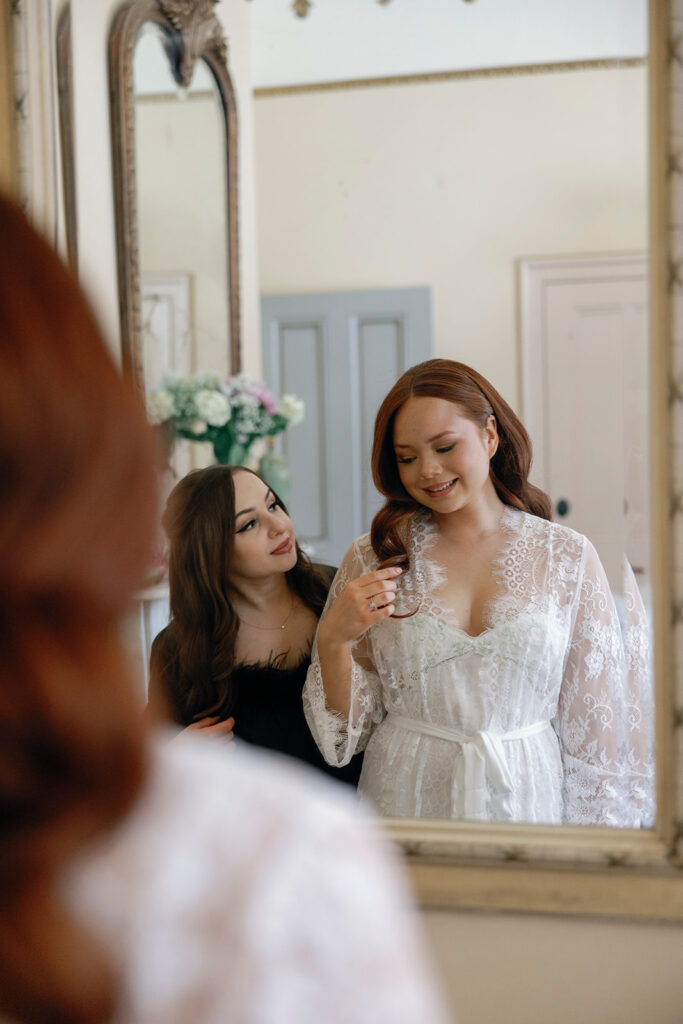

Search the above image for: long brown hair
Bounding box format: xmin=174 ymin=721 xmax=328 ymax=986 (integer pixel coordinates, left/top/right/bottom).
xmin=0 ymin=199 xmax=157 ymax=1021
xmin=370 ymin=359 xmax=551 ymax=567
xmin=151 ymin=465 xmax=330 ymax=726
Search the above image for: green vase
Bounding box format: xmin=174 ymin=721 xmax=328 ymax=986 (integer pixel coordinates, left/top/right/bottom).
xmin=258 ymin=449 xmax=292 ymax=503
xmin=213 ymin=436 xmax=249 ymax=466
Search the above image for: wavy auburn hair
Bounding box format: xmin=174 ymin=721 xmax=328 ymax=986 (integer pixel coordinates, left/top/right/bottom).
xmin=150 ymin=465 xmax=330 ymax=727
xmin=0 ymin=198 xmax=157 ymax=1022
xmin=370 ymin=359 xmax=551 ymax=567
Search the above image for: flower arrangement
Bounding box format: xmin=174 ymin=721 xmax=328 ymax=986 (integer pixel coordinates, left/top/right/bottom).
xmin=147 ymin=372 xmax=305 ymax=466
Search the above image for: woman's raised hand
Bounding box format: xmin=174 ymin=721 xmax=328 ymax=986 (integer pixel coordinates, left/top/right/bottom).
xmin=320 ymin=567 xmax=402 ymax=648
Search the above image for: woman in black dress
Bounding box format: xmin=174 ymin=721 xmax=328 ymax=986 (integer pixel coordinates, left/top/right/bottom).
xmin=149 ymin=464 xmax=365 ymax=785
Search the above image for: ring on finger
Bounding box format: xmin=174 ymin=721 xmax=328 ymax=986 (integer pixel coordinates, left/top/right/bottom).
xmin=369 ymin=598 xmax=378 ymax=612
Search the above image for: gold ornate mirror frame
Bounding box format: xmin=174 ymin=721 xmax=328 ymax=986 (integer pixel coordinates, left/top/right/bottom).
xmin=108 ymin=0 xmax=241 ymax=393
xmin=385 ymin=0 xmax=683 ymax=921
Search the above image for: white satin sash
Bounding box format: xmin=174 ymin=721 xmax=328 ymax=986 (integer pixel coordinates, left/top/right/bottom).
xmin=385 ymin=713 xmax=552 ymax=820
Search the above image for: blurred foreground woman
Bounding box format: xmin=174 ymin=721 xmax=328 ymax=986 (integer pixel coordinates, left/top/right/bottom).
xmin=0 ymin=197 xmax=450 ymax=1024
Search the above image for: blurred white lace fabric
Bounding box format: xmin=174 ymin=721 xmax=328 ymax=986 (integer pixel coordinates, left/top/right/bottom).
xmin=304 ymin=507 xmax=654 ymax=827
xmin=66 ymin=732 xmax=451 ymax=1024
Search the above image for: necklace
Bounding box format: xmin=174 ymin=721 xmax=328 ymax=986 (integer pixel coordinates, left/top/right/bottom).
xmin=238 ymin=595 xmax=294 ymax=631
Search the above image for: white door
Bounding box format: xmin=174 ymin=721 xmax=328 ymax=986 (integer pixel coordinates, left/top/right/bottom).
xmin=520 ymin=255 xmax=649 ymax=594
xmin=261 ymin=287 xmax=433 ymax=566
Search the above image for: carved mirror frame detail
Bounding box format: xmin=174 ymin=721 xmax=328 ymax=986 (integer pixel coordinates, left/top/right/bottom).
xmin=109 ymin=0 xmax=241 ymax=394
xmin=386 ymin=0 xmax=683 ymax=921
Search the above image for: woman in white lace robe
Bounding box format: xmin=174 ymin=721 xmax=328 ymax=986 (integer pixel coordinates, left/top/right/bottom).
xmin=303 ymin=360 xmax=653 ymax=827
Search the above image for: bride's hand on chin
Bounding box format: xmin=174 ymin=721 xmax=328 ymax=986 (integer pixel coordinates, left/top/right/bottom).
xmin=319 ymin=567 xmax=402 ymax=648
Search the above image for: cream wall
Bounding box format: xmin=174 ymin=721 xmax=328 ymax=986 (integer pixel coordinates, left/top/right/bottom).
xmin=254 ymin=65 xmax=647 ymax=407
xmin=423 ymin=909 xmax=683 ymax=1024
xmin=69 ymin=0 xmax=260 ymax=370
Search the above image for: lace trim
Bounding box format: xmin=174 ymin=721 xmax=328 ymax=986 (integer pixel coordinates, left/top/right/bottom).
xmin=406 ymin=505 xmax=582 ymax=633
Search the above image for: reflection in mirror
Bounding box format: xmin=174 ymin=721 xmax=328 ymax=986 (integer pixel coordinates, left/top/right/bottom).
xmin=125 ymin=0 xmax=655 ymax=836
xmin=134 ymin=31 xmax=229 ymax=385
xmin=252 ymin=0 xmax=655 ymax=826
xmin=134 ymin=26 xmax=230 ymax=474
xmin=109 ymin=0 xmax=242 ymax=705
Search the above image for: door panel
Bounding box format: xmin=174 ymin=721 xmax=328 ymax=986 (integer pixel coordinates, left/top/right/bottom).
xmin=520 ymin=255 xmax=649 ymax=594
xmin=262 ymin=288 xmax=432 ymax=565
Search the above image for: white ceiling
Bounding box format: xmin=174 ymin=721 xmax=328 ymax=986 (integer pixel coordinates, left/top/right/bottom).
xmin=247 ymin=0 xmax=648 ymax=90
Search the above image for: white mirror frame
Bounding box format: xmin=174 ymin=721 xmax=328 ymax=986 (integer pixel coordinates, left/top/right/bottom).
xmin=385 ymin=0 xmax=683 ymax=921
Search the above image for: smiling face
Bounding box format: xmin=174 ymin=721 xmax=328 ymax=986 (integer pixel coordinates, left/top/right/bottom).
xmin=392 ymin=396 xmax=499 ymax=516
xmin=230 ymin=470 xmax=298 ymax=582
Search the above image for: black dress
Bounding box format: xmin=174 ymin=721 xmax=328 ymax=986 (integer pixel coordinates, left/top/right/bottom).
xmin=228 ymin=655 xmax=363 ymax=787
xmin=148 ymin=565 xmax=363 ymax=787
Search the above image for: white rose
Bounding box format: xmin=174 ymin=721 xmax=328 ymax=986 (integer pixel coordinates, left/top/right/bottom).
xmin=147 ymin=389 xmax=176 ymax=424
xmin=195 ymin=389 xmax=231 ymax=427
xmin=278 ymin=393 xmax=305 ymax=425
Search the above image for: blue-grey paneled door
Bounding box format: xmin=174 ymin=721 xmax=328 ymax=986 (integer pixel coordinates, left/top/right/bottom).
xmin=261 ymin=287 xmax=433 ymax=566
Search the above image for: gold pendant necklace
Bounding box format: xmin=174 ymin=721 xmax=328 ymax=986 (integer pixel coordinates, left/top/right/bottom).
xmin=239 ymin=595 xmax=294 ymax=631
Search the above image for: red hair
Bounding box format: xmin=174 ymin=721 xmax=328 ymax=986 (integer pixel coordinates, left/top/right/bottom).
xmin=0 ymin=197 xmax=157 ymax=1022
xmin=370 ymin=359 xmax=551 ymax=567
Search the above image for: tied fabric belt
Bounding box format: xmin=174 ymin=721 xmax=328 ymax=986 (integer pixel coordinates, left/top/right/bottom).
xmin=386 ymin=713 xmax=551 ymax=820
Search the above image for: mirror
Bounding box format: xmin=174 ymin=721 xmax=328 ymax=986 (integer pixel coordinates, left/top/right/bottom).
xmin=109 ymin=0 xmax=241 ymax=397
xmin=48 ymin=0 xmax=682 ymax=915
xmin=107 ymin=0 xmax=661 ymax=843
xmin=251 ymin=0 xmax=655 ymax=828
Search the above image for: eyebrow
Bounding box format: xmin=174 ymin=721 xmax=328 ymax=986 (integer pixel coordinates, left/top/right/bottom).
xmin=394 ymin=431 xmax=456 ymax=450
xmin=235 ymin=488 xmax=275 ymax=520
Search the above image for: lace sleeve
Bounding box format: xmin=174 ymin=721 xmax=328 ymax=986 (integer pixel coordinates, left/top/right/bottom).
xmin=617 ymin=556 xmax=655 ymax=826
xmin=556 ymin=539 xmax=654 ymax=827
xmin=303 ymin=537 xmax=386 ymax=767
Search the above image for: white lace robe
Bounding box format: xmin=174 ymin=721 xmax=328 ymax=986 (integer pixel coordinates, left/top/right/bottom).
xmin=303 ymin=508 xmax=654 ymax=827
xmin=67 ymin=733 xmax=451 ymax=1024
